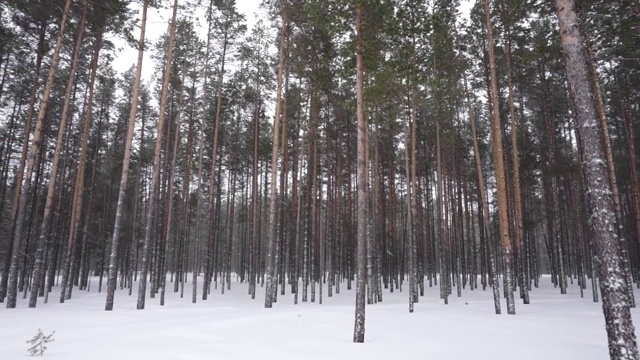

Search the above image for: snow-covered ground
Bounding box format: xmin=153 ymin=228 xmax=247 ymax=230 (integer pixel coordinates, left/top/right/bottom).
xmin=1 ymin=275 xmax=637 ymax=359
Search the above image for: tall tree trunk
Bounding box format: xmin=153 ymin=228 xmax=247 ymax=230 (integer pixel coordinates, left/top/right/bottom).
xmin=278 ymin=64 xmax=290 ymax=299
xmin=191 ymin=0 xmax=215 ymax=304
xmin=264 ymin=0 xmax=288 ymax=308
xmin=406 ymin=43 xmax=419 ymax=311
xmin=137 ymin=0 xmax=179 ymax=310
xmin=465 ymin=74 xmax=500 ymax=313
xmin=250 ymin=57 xmax=261 ymax=300
xmin=353 ymin=1 xmax=368 ymax=343
xmin=5 ymin=0 xmax=73 ymax=309
xmin=538 ymin=57 xmax=564 ymax=290
xmin=584 ymin=29 xmax=635 ymax=306
xmin=203 ymin=4 xmax=231 ymax=301
xmin=79 ymin=98 xmax=104 ymax=293
xmin=176 ymin=82 xmax=195 ymax=296
xmin=436 ymin=113 xmax=448 ymax=304
xmin=60 ymin=15 xmax=103 ymax=302
xmin=70 ymin=30 xmax=104 ymax=297
xmin=0 ymin=90 xmax=24 ymax=237
xmin=292 ymin=100 xmax=303 ymax=304
xmin=501 ymin=3 xmax=529 ymax=305
xmin=621 ymin=94 xmax=640 ymax=279
xmin=0 ymin=23 xmax=46 ymax=304
xmin=0 ymin=49 xmax=11 ymax=101
xmin=30 ymin=1 xmax=88 ymax=307
xmin=555 ymin=1 xmax=638 ymax=358
xmin=105 ymin=0 xmax=149 ymax=311
xmin=308 ymin=89 xmax=319 ymax=304
xmin=160 ymin=63 xmax=186 ymax=306
xmin=484 ymin=0 xmax=515 ymax=315
xmin=404 ymin=96 xmax=418 ymax=312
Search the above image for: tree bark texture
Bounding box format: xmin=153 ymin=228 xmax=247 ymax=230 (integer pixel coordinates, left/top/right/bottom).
xmin=353 ymin=1 xmax=368 ymax=343
xmin=484 ymin=0 xmax=515 ymax=315
xmin=555 ymin=1 xmax=639 ymax=358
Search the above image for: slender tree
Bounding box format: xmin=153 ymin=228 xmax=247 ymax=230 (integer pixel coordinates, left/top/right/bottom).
xmin=5 ymin=0 xmax=74 ymax=309
xmin=265 ymin=0 xmax=288 ymax=308
xmin=137 ymin=0 xmax=179 ymax=310
xmin=465 ymin=74 xmax=501 ymax=314
xmin=159 ymin=61 xmax=187 ymax=306
xmin=105 ymin=0 xmax=150 ymax=311
xmin=484 ymin=0 xmax=515 ymax=315
xmin=202 ymin=0 xmax=246 ymax=299
xmin=353 ymin=0 xmax=368 ymax=343
xmin=29 ymin=0 xmax=88 ymax=308
xmin=191 ymin=0 xmax=216 ymax=304
xmin=0 ymin=1 xmax=51 ymax=304
xmin=500 ymin=0 xmax=529 ymax=305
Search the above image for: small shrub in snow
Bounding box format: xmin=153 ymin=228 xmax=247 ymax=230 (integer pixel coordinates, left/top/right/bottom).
xmin=27 ymin=329 xmax=55 ymax=356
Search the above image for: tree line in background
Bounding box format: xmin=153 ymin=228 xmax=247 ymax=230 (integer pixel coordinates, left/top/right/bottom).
xmin=0 ymin=0 xmax=638 ymax=357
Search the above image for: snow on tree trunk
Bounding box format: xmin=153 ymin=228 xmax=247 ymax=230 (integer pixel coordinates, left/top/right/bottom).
xmin=555 ymin=1 xmax=639 ymax=358
xmin=353 ymin=2 xmax=367 ymax=343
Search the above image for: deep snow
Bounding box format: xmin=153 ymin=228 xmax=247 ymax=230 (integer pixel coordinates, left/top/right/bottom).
xmin=1 ymin=275 xmax=637 ymax=359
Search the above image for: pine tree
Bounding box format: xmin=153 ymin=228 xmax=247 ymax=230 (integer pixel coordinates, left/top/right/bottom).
xmin=6 ymin=0 xmax=74 ymax=309
xmin=29 ymin=0 xmax=89 ymax=308
xmin=555 ymin=0 xmax=639 ymax=357
xmin=137 ymin=0 xmax=180 ymax=310
xmin=264 ymin=0 xmax=289 ymax=308
xmin=106 ymin=0 xmax=150 ymax=311
xmin=203 ymin=0 xmax=247 ymax=300
xmin=353 ymin=0 xmax=368 ymax=343
xmin=484 ymin=0 xmax=515 ymax=315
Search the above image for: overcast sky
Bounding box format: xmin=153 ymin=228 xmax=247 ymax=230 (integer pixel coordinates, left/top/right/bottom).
xmin=111 ymin=0 xmax=262 ymax=82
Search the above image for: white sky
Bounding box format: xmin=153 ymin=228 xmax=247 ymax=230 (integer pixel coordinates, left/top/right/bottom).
xmin=111 ymin=0 xmax=262 ymax=81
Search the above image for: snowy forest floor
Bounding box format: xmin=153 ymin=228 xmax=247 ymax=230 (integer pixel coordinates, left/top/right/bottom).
xmin=1 ymin=275 xmax=638 ymax=359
